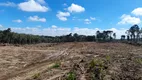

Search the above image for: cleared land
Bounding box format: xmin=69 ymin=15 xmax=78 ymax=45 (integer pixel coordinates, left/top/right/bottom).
xmin=0 ymin=42 xmax=141 ymax=80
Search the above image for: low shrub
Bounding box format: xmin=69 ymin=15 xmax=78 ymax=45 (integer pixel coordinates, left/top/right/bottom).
xmin=66 ymin=72 xmax=76 ymax=80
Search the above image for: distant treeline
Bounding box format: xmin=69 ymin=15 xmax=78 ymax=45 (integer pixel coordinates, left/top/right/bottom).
xmin=0 ymin=28 xmax=116 ymax=44
xmin=121 ymin=24 xmax=142 ymax=43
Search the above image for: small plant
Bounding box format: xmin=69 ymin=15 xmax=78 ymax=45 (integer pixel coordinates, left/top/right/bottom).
xmin=89 ymin=58 xmax=105 ymax=68
xmin=135 ymin=58 xmax=142 ymax=64
xmin=90 ymin=60 xmax=96 ymax=68
xmin=66 ymin=72 xmax=76 ymax=80
xmin=32 ymin=73 xmax=40 ymax=79
xmin=89 ymin=58 xmax=108 ymax=80
xmin=105 ymin=55 xmax=111 ymax=62
xmin=51 ymin=62 xmax=60 ymax=68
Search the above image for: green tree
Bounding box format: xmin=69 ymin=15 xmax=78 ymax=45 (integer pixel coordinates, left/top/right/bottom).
xmin=113 ymin=33 xmax=116 ymax=40
xmin=121 ymin=35 xmax=125 ymax=40
xmin=129 ymin=24 xmax=140 ymax=41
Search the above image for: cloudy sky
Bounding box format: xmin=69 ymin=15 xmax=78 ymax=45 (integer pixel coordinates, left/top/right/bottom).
xmin=0 ymin=0 xmax=142 ymax=38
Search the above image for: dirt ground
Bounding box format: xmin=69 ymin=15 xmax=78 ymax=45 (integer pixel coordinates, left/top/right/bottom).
xmin=0 ymin=42 xmax=141 ymax=80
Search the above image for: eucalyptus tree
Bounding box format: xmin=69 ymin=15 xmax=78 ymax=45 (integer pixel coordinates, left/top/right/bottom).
xmin=96 ymin=30 xmax=101 ymax=41
xmin=129 ymin=24 xmax=140 ymax=41
xmin=96 ymin=30 xmax=114 ymax=42
xmin=113 ymin=33 xmax=116 ymax=40
xmin=139 ymin=28 xmax=142 ymax=41
xmin=107 ymin=30 xmax=113 ymax=37
xmin=126 ymin=30 xmax=131 ymax=41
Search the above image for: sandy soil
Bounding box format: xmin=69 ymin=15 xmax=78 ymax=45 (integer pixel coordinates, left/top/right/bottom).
xmin=0 ymin=42 xmax=141 ymax=80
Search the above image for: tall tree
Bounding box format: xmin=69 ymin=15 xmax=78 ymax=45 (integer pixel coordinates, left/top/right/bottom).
xmin=113 ymin=33 xmax=116 ymax=40
xmin=126 ymin=30 xmax=131 ymax=41
xmin=106 ymin=30 xmax=113 ymax=39
xmin=139 ymin=28 xmax=142 ymax=41
xmin=129 ymin=24 xmax=140 ymax=41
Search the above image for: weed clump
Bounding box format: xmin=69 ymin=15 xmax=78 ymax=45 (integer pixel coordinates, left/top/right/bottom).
xmin=32 ymin=73 xmax=40 ymax=79
xmin=135 ymin=58 xmax=142 ymax=64
xmin=88 ymin=58 xmax=109 ymax=80
xmin=66 ymin=72 xmax=76 ymax=80
xmin=51 ymin=62 xmax=61 ymax=68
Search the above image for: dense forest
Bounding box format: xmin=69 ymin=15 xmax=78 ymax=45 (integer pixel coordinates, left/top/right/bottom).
xmin=0 ymin=28 xmax=116 ymax=44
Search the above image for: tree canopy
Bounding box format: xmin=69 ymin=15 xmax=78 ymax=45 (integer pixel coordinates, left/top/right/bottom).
xmin=0 ymin=28 xmax=116 ymax=44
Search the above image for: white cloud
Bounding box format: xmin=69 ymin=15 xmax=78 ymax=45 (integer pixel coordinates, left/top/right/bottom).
xmin=118 ymin=14 xmax=141 ymax=25
xmin=84 ymin=19 xmax=91 ymax=24
xmin=11 ymin=25 xmax=70 ymax=36
xmin=90 ymin=17 xmax=96 ymax=20
xmin=12 ymin=27 xmax=39 ymax=33
xmin=132 ymin=8 xmax=142 ymax=16
xmin=84 ymin=19 xmax=90 ymax=22
xmin=82 ymin=17 xmax=96 ymax=24
xmin=12 ymin=19 xmax=22 ymax=23
xmin=68 ymin=3 xmax=85 ymax=13
xmin=72 ymin=17 xmax=83 ymax=21
xmin=18 ymin=0 xmax=49 ymax=12
xmin=9 ymin=25 xmax=127 ymax=39
xmin=36 ymin=0 xmax=46 ymax=4
xmin=28 ymin=16 xmax=46 ymax=22
xmin=56 ymin=11 xmax=70 ymax=21
xmin=73 ymin=27 xmax=98 ymax=35
xmin=43 ymin=27 xmax=71 ymax=36
xmin=51 ymin=25 xmax=57 ymax=28
xmin=0 ymin=24 xmax=3 ymax=28
xmin=0 ymin=2 xmax=16 ymax=7
xmin=85 ymin=22 xmax=91 ymax=24
xmin=107 ymin=28 xmax=127 ymax=39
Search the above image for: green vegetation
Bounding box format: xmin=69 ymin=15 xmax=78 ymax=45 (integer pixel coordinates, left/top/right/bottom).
xmin=87 ymin=53 xmax=142 ymax=80
xmin=135 ymin=58 xmax=142 ymax=64
xmin=96 ymin=30 xmax=115 ymax=42
xmin=32 ymin=73 xmax=40 ymax=79
xmin=66 ymin=72 xmax=76 ymax=80
xmin=0 ymin=28 xmax=116 ymax=44
xmin=51 ymin=63 xmax=60 ymax=68
xmin=2 ymin=24 xmax=142 ymax=45
xmin=89 ymin=58 xmax=109 ymax=80
xmin=121 ymin=24 xmax=142 ymax=42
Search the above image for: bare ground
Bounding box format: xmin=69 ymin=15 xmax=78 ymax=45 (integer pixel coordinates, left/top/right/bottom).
xmin=0 ymin=42 xmax=141 ymax=80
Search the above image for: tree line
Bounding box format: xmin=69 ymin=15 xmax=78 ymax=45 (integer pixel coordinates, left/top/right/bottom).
xmin=2 ymin=25 xmax=142 ymax=45
xmin=0 ymin=28 xmax=116 ymax=44
xmin=121 ymin=24 xmax=142 ymax=43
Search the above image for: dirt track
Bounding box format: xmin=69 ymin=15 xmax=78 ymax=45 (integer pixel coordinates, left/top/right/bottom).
xmin=0 ymin=42 xmax=141 ymax=80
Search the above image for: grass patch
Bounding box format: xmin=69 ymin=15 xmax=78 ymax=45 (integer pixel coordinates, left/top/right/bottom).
xmin=51 ymin=62 xmax=61 ymax=68
xmin=66 ymin=72 xmax=76 ymax=80
xmin=89 ymin=58 xmax=109 ymax=80
xmin=135 ymin=58 xmax=142 ymax=64
xmin=32 ymin=73 xmax=40 ymax=79
xmin=105 ymin=55 xmax=111 ymax=62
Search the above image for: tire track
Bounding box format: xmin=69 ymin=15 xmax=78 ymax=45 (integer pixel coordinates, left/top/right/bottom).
xmin=0 ymin=43 xmax=76 ymax=80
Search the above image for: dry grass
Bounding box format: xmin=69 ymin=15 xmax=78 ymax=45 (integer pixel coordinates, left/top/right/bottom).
xmin=0 ymin=42 xmax=141 ymax=80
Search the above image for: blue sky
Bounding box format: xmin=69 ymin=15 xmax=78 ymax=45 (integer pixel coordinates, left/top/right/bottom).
xmin=0 ymin=0 xmax=142 ymax=38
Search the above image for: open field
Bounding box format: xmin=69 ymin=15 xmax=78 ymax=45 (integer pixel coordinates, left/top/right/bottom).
xmin=0 ymin=42 xmax=141 ymax=80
